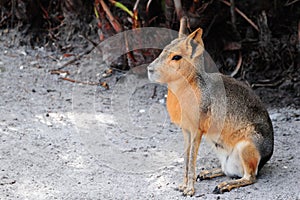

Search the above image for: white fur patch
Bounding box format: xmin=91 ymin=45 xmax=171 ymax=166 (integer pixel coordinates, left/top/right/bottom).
xmin=206 ymin=139 xmax=250 ymax=178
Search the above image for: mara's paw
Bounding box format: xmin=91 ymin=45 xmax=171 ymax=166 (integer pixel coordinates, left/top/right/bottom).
xmin=213 ymin=185 xmax=228 ymax=194
xmin=213 ymin=181 xmax=232 ymax=194
xmin=213 ymin=177 xmax=255 ymax=194
xmin=183 ymin=187 xmax=195 ymax=197
xmin=197 ymin=168 xmax=224 ymax=182
xmin=197 ymin=170 xmax=210 ymax=181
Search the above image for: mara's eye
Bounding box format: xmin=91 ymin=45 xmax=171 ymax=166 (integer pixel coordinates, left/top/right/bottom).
xmin=171 ymin=55 xmax=182 ymax=61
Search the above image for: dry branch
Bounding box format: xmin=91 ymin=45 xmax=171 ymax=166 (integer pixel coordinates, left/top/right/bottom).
xmin=173 ymin=0 xmax=183 ymax=19
xmin=146 ymin=0 xmax=153 ymax=15
xmin=59 ymin=77 xmax=109 ymax=89
xmin=97 ymin=0 xmax=122 ymax=33
xmin=284 ymin=0 xmax=300 ymax=6
xmin=251 ymin=79 xmax=284 ymax=88
xmin=57 ymin=45 xmax=96 ymax=70
xmin=219 ymin=0 xmax=259 ymax=31
xmin=298 ymin=20 xmax=300 ymax=45
xmin=59 ymin=77 xmax=97 ymax=85
xmin=229 ymin=0 xmax=236 ymax=30
xmin=133 ymin=0 xmax=140 ymax=28
xmin=230 ymin=51 xmax=242 ymax=77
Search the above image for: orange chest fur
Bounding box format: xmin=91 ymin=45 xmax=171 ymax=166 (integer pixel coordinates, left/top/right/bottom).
xmin=166 ymin=87 xmax=202 ymax=130
xmin=166 ymin=87 xmax=211 ymax=133
xmin=166 ymin=89 xmax=182 ymax=125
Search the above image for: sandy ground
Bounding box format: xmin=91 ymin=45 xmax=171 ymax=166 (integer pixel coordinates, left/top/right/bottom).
xmin=0 ymin=45 xmax=299 ymax=200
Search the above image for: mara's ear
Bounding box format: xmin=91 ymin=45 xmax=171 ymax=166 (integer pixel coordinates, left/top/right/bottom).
xmin=186 ymin=28 xmax=203 ymax=44
xmin=178 ymin=16 xmax=188 ymax=38
xmin=185 ymin=28 xmax=204 ymax=59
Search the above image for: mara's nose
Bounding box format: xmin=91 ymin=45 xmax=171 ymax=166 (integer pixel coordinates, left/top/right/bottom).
xmin=147 ymin=64 xmax=154 ymax=73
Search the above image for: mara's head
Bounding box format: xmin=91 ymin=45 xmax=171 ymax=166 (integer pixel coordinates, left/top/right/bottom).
xmin=147 ymin=28 xmax=205 ymax=84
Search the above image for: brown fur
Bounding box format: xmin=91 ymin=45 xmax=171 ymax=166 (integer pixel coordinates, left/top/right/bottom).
xmin=147 ymin=28 xmax=274 ymax=196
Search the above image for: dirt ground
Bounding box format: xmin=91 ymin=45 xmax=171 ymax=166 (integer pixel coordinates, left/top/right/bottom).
xmin=0 ymin=41 xmax=299 ymax=200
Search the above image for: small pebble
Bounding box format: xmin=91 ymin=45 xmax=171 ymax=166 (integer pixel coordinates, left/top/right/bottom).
xmin=159 ymin=99 xmax=165 ymax=104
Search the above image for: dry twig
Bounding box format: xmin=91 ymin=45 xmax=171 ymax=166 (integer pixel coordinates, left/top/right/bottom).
xmin=251 ymin=79 xmax=284 ymax=88
xmin=204 ymin=15 xmax=217 ymax=38
xmin=284 ymin=0 xmax=300 ymax=6
xmin=165 ymin=0 xmax=175 ymax=28
xmin=59 ymin=77 xmax=109 ymax=89
xmin=11 ymin=0 xmax=16 ymax=27
xmin=219 ymin=0 xmax=259 ymax=31
xmin=124 ymin=31 xmax=136 ymax=68
xmin=97 ymin=0 xmax=122 ymax=33
xmin=133 ymin=0 xmax=140 ymax=28
xmin=50 ymin=70 xmax=70 ymax=75
xmin=146 ymin=0 xmax=153 ymax=15
xmin=230 ymin=51 xmax=242 ymax=77
xmin=230 ymin=0 xmax=236 ymax=31
xmin=173 ymin=0 xmax=183 ymax=19
xmin=298 ymin=20 xmax=300 ymax=45
xmin=59 ymin=77 xmax=98 ymax=85
xmin=57 ymin=45 xmax=96 ymax=70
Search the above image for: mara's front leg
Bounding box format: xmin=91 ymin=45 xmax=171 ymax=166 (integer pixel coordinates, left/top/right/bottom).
xmin=183 ymin=131 xmax=202 ymax=196
xmin=178 ymin=129 xmax=190 ymax=192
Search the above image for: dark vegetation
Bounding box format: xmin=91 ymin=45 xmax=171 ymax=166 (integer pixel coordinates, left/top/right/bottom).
xmin=0 ymin=0 xmax=299 ymax=107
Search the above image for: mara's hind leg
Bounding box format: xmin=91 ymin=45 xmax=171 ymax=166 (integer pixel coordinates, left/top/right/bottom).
xmin=213 ymin=141 xmax=261 ymax=194
xmin=197 ymin=168 xmax=224 ymax=181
